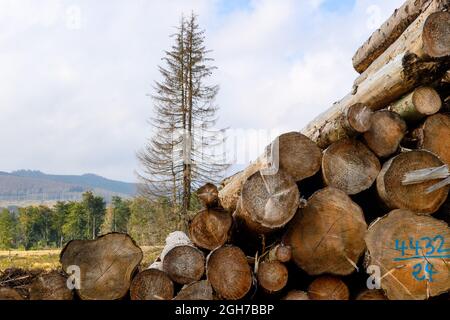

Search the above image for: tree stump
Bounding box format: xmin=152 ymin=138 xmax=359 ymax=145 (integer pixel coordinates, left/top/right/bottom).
xmin=206 ymin=246 xmax=253 ymax=300
xmin=284 ymin=187 xmax=367 ymax=276
xmin=130 ymin=269 xmax=174 ymax=300
xmin=322 ymin=139 xmax=381 ymax=194
xmin=376 ymin=150 xmax=449 ymax=214
xmin=29 ymin=271 xmax=73 ymax=300
xmin=189 ymin=208 xmax=233 ymax=250
xmin=365 ymin=209 xmax=450 ymax=300
xmin=363 ymin=110 xmax=407 ymax=158
xmin=308 ymin=276 xmax=350 ymax=300
xmin=173 ymin=280 xmax=214 ymax=300
xmin=60 ymin=233 xmax=143 ymax=300
xmin=163 ymin=245 xmax=205 ymax=285
xmin=257 ymin=261 xmax=288 ymax=294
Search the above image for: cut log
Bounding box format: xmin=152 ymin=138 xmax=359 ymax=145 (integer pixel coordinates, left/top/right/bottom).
xmin=283 ymin=187 xmax=367 ymax=276
xmin=256 ymin=261 xmax=288 ymax=294
xmin=159 ymin=231 xmax=193 ymax=262
xmin=206 ymin=246 xmax=253 ymax=300
xmin=363 ymin=110 xmax=407 ymax=158
xmin=197 ymin=183 xmax=219 ymax=208
xmin=60 ymin=233 xmax=143 ymax=300
xmin=322 ymin=139 xmax=381 ymax=194
xmin=365 ymin=209 xmax=450 ymax=300
xmin=354 ymin=6 xmax=450 ymax=91
xmin=308 ymin=276 xmax=350 ymax=300
xmin=352 ymin=0 xmax=430 ymax=73
xmin=236 ymin=169 xmax=300 ymax=234
xmin=355 ymin=289 xmax=388 ymax=300
xmin=188 ymin=208 xmax=233 ymax=251
xmin=0 ymin=287 xmax=24 ymax=300
xmin=29 ymin=271 xmax=73 ymax=300
xmin=268 ymin=244 xmax=292 ymax=263
xmin=418 ymin=113 xmax=450 ymax=165
xmin=389 ymin=86 xmax=442 ymax=122
xmin=346 ymin=103 xmax=373 ymax=133
xmin=376 ymin=150 xmax=449 ymax=214
xmin=163 ymin=245 xmax=205 ymax=285
xmin=130 ymin=269 xmax=174 ymax=300
xmin=282 ymin=290 xmax=310 ymax=300
xmin=173 ymin=280 xmax=214 ymax=300
xmin=219 ymin=132 xmax=321 ymax=212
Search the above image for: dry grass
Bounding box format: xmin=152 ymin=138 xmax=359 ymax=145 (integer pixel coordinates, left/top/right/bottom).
xmin=0 ymin=246 xmax=163 ymax=271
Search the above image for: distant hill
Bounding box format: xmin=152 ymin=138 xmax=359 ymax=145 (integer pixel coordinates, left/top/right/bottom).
xmin=0 ymin=170 xmax=137 ymax=207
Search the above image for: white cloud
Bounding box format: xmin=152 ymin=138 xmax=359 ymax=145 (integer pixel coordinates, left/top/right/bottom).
xmin=0 ymin=0 xmax=405 ymax=181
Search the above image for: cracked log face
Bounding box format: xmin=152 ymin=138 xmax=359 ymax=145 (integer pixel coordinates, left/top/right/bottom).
xmin=322 ymin=139 xmax=381 ymax=194
xmin=419 ymin=113 xmax=450 ymax=166
xmin=257 ymin=261 xmax=289 ymax=294
xmin=206 ymin=246 xmax=253 ymax=300
xmin=173 ymin=280 xmax=214 ymax=300
xmin=365 ymin=209 xmax=450 ymax=300
xmin=189 ymin=208 xmax=233 ymax=251
xmin=283 ymin=187 xmax=367 ymax=276
xmin=376 ymin=150 xmax=449 ymax=214
xmin=130 ymin=269 xmax=174 ymax=300
xmin=29 ymin=271 xmax=73 ymax=300
xmin=60 ymin=233 xmax=143 ymax=300
xmin=307 ymin=276 xmax=350 ymax=300
xmin=163 ymin=245 xmax=205 ymax=285
xmin=238 ymin=169 xmax=300 ymax=234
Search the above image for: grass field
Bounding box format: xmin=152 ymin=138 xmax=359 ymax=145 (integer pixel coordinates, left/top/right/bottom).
xmin=0 ymin=246 xmax=163 ymax=271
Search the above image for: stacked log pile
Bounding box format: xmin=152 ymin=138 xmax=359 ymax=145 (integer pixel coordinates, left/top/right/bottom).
xmin=0 ymin=0 xmax=449 ymax=301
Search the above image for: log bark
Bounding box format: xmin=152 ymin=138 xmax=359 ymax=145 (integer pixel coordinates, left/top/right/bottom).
xmin=355 ymin=289 xmax=388 ymax=300
xmin=365 ymin=209 xmax=450 ymax=300
xmin=60 ymin=233 xmax=143 ymax=300
xmin=418 ymin=113 xmax=450 ymax=165
xmin=322 ymin=139 xmax=381 ymax=194
xmin=354 ymin=5 xmax=450 ymax=90
xmin=363 ymin=110 xmax=407 ymax=157
xmin=206 ymin=245 xmax=253 ymax=300
xmin=236 ymin=169 xmax=300 ymax=234
xmin=218 ymin=132 xmax=321 ymax=212
xmin=159 ymin=231 xmax=193 ymax=262
xmin=307 ymin=276 xmax=350 ymax=300
xmin=188 ymin=208 xmax=233 ymax=251
xmin=256 ymin=261 xmax=288 ymax=294
xmin=389 ymin=86 xmax=442 ymax=122
xmin=0 ymin=287 xmax=24 ymax=300
xmin=29 ymin=271 xmax=73 ymax=300
xmin=376 ymin=150 xmax=449 ymax=214
xmin=268 ymin=244 xmax=292 ymax=263
xmin=163 ymin=245 xmax=205 ymax=285
xmin=173 ymin=280 xmax=214 ymax=300
xmin=284 ymin=187 xmax=367 ymax=276
xmin=197 ymin=183 xmax=219 ymax=208
xmin=130 ymin=269 xmax=174 ymax=300
xmin=282 ymin=290 xmax=310 ymax=300
xmin=352 ymin=0 xmax=430 ymax=73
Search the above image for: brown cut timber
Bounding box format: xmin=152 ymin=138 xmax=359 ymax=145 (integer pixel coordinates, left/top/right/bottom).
xmin=218 ymin=132 xmax=321 ymax=212
xmin=308 ymin=276 xmax=350 ymax=300
xmin=268 ymin=244 xmax=292 ymax=263
xmin=257 ymin=261 xmax=288 ymax=294
xmin=197 ymin=183 xmax=219 ymax=208
xmin=376 ymin=150 xmax=449 ymax=214
xmin=0 ymin=287 xmax=24 ymax=300
xmin=322 ymin=139 xmax=381 ymax=194
xmin=206 ymin=246 xmax=253 ymax=300
xmin=346 ymin=103 xmax=373 ymax=133
xmin=352 ymin=0 xmax=430 ymax=73
xmin=173 ymin=280 xmax=214 ymax=300
xmin=29 ymin=271 xmax=73 ymax=300
xmin=163 ymin=245 xmax=205 ymax=285
xmin=189 ymin=208 xmax=232 ymax=251
xmin=365 ymin=209 xmax=450 ymax=300
xmin=363 ymin=110 xmax=407 ymax=157
xmin=60 ymin=233 xmax=143 ymax=300
xmin=282 ymin=290 xmax=310 ymax=300
xmin=130 ymin=269 xmax=174 ymax=300
xmin=418 ymin=113 xmax=450 ymax=165
xmin=354 ymin=5 xmax=450 ymax=90
xmin=389 ymin=86 xmax=442 ymax=122
xmin=236 ymin=169 xmax=300 ymax=234
xmin=284 ymin=188 xmax=367 ymax=276
xmin=355 ymin=290 xmax=388 ymax=300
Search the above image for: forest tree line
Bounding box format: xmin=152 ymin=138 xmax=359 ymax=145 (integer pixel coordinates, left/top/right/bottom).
xmin=0 ymin=191 xmax=200 ymax=250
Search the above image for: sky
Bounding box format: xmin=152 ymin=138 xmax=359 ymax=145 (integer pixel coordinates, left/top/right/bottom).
xmin=0 ymin=0 xmax=405 ymax=182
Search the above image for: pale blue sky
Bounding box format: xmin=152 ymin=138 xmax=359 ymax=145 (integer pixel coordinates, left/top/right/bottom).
xmin=0 ymin=0 xmax=404 ymax=182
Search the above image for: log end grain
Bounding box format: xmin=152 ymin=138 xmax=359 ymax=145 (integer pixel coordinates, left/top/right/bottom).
xmin=130 ymin=269 xmax=174 ymax=300
xmin=355 ymin=289 xmax=388 ymax=300
xmin=197 ymin=183 xmax=219 ymax=208
xmin=347 ymin=103 xmax=373 ymax=133
xmin=0 ymin=287 xmax=24 ymax=300
xmin=422 ymin=12 xmax=450 ymax=58
xmin=420 ymin=113 xmax=450 ymax=166
xmin=308 ymin=276 xmax=350 ymax=300
xmin=173 ymin=280 xmax=214 ymax=300
xmin=29 ymin=271 xmax=73 ymax=300
xmin=189 ymin=208 xmax=232 ymax=251
xmin=282 ymin=290 xmax=310 ymax=300
xmin=163 ymin=245 xmax=205 ymax=285
xmin=257 ymin=261 xmax=288 ymax=294
xmin=412 ymin=87 xmax=442 ymax=116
